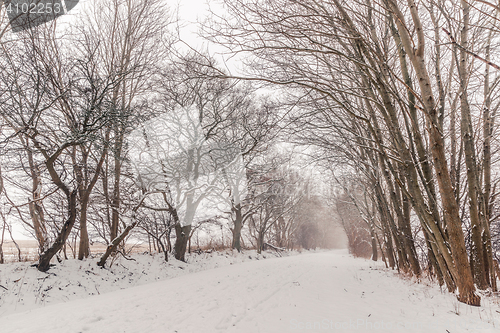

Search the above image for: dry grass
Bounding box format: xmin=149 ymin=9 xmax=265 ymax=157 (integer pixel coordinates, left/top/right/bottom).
xmin=1 ymin=240 xmax=149 ymax=263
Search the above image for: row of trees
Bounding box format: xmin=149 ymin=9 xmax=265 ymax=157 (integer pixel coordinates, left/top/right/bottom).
xmin=0 ymin=0 xmax=337 ymax=271
xmin=5 ymin=0 xmax=497 ymax=308
xmin=202 ymin=0 xmax=500 ymax=305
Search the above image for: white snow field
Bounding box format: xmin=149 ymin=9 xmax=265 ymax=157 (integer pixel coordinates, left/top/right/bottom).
xmin=1 ymin=250 xmax=499 ymax=332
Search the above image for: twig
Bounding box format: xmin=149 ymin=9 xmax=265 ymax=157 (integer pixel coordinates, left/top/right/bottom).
xmin=118 ymin=250 xmax=136 ymax=262
xmin=0 ymin=284 xmax=7 ymax=290
xmin=442 ymin=28 xmax=500 ymax=71
xmin=264 ymin=242 xmax=286 ymax=252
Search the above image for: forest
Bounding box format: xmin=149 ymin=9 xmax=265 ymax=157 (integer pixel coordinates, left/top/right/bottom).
xmin=1 ymin=0 xmax=500 ymax=308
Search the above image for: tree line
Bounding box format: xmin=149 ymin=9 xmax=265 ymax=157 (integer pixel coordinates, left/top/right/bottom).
xmin=202 ymin=0 xmax=500 ymax=306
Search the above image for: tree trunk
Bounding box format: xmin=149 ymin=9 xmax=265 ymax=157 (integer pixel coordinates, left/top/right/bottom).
xmin=402 ymin=193 xmax=421 ymax=276
xmin=231 ymin=203 xmax=243 ymax=252
xmin=38 ymin=190 xmax=77 ymax=272
xmin=483 ymin=20 xmax=497 ymax=292
xmin=167 ymin=228 xmax=172 ymax=252
xmin=423 ymin=229 xmax=445 ymax=286
xmin=25 ymin=138 xmax=48 ymax=253
xmin=375 ymin=231 xmax=388 ymax=268
xmin=102 ymin=160 xmax=112 ymax=243
xmin=0 ymin=219 xmax=5 ymax=264
xmin=257 ymin=231 xmax=265 ymax=254
xmin=78 ymin=196 xmax=90 ymax=260
xmin=0 ymin=167 xmax=3 ymax=263
xmin=97 ymin=219 xmax=138 ymax=267
xmin=156 ymin=237 xmax=168 ymax=262
xmin=374 ymin=183 xmax=396 ymax=269
xmin=369 ymin=226 xmax=377 ymax=262
xmin=174 ymin=224 xmax=191 ymax=262
xmin=29 ymin=200 xmax=47 ymax=254
xmin=456 ymin=0 xmax=488 ymax=290
xmin=111 ymin=132 xmax=123 ymax=241
xmin=77 ymin=139 xmax=108 ymax=261
xmin=98 ymin=191 xmax=146 ymax=267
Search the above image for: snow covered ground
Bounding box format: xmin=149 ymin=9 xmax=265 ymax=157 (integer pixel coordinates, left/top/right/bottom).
xmin=1 ymin=250 xmax=499 ymax=332
xmin=0 ymin=249 xmax=288 ymax=316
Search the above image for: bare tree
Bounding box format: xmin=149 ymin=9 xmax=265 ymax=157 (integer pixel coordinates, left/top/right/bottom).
xmin=78 ymin=0 xmax=174 ymax=247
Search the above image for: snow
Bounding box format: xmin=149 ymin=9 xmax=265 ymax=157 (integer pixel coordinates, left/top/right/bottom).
xmin=0 ymin=249 xmax=285 ymax=317
xmin=1 ymin=250 xmax=499 ymax=332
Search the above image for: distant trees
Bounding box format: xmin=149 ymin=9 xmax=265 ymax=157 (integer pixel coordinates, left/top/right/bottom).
xmin=245 ymin=154 xmax=303 ymax=253
xmin=155 ymin=53 xmax=279 ymax=256
xmin=242 ymin=150 xmax=337 ymax=253
xmin=336 ymin=192 xmax=375 ymax=260
xmin=293 ymin=195 xmax=341 ymax=250
xmin=128 ymin=105 xmax=221 ymax=262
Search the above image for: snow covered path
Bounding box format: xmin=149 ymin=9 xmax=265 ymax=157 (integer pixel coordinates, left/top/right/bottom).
xmin=1 ymin=250 xmax=498 ymax=332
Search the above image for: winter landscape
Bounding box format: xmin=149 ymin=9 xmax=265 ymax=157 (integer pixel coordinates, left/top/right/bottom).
xmin=2 ymin=0 xmax=500 ymax=332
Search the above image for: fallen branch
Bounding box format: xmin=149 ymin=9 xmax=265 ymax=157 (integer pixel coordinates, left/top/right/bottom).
xmin=264 ymin=242 xmax=286 ymax=252
xmin=118 ymin=250 xmax=137 ymax=261
xmin=97 ymin=220 xmax=139 ymax=267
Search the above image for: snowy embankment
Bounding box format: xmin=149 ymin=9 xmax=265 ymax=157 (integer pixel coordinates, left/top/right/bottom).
xmin=0 ymin=249 xmax=287 ymax=317
xmin=1 ymin=250 xmax=499 ymax=332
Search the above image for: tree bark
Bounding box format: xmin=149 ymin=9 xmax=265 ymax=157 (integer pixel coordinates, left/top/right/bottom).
xmin=24 ymin=138 xmax=48 ymax=253
xmin=38 ymin=190 xmax=77 ymax=272
xmin=76 ymin=135 xmax=108 ymax=260
xmin=257 ymin=229 xmax=265 ymax=254
xmin=111 ymin=133 xmax=123 ymax=241
xmin=174 ymin=224 xmax=192 ymax=262
xmin=401 ymin=191 xmax=421 ymax=276
xmin=98 ymin=191 xmax=147 ymax=267
xmin=455 ymin=0 xmax=488 ymax=290
xmin=231 ymin=203 xmax=243 ymax=252
xmin=369 ymin=226 xmax=377 ymax=262
xmin=482 ymin=25 xmax=497 ymax=292
xmin=97 ymin=219 xmax=138 ymax=267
